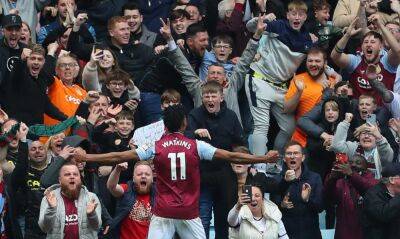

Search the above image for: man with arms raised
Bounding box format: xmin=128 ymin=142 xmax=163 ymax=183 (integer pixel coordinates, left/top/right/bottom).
xmin=331 ymin=15 xmax=400 ymax=105
xmin=74 ymin=104 xmax=278 ymax=239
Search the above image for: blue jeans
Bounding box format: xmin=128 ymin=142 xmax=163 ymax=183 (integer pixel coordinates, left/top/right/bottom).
xmin=138 ymin=92 xmax=162 ymax=126
xmin=199 ymin=186 xmax=213 ymax=239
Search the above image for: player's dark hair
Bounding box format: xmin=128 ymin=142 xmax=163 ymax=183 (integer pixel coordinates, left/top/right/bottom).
xmin=163 ymin=104 xmax=186 ymax=133
xmin=122 ymin=2 xmax=140 ymax=14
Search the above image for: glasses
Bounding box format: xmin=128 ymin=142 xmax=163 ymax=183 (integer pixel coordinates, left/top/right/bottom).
xmin=58 ymin=63 xmax=78 ymax=68
xmin=109 ymin=82 xmax=126 ymax=87
xmin=285 ymin=152 xmax=302 ymax=157
xmin=214 ymin=45 xmax=231 ymax=50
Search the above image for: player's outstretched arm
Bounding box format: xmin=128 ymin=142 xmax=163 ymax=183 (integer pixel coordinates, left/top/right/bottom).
xmin=213 ymin=149 xmax=279 ymax=164
xmin=74 ymin=148 xmax=140 ymax=164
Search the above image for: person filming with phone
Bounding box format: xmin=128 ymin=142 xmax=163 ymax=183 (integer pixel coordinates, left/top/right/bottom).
xmin=227 ymin=184 xmax=288 ymax=239
xmin=331 ymin=112 xmax=394 ymax=179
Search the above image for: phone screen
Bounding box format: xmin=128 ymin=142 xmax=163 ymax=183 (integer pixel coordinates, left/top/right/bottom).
xmin=366 ymin=114 xmax=377 ymax=126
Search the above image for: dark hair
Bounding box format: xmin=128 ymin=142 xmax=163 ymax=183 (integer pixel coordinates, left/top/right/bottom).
xmin=334 ymin=81 xmax=352 ymax=93
xmin=284 ymin=140 xmax=304 ymax=154
xmin=251 ymin=183 xmax=265 ymax=199
xmin=307 ymin=46 xmax=327 ymax=61
xmin=185 ymin=3 xmax=201 ymax=13
xmin=211 ymin=34 xmax=234 ymax=48
xmin=362 ymin=31 xmax=383 ymax=43
xmin=122 ymin=2 xmax=140 ymax=14
xmin=105 ymin=68 xmax=132 ymax=86
xmin=186 ymin=22 xmax=207 ymax=39
xmin=170 ymin=9 xmax=190 ymax=21
xmin=115 ymin=110 xmax=134 ymax=123
xmin=163 ymin=104 xmax=186 ymax=133
xmin=313 ymin=0 xmax=331 ymax=11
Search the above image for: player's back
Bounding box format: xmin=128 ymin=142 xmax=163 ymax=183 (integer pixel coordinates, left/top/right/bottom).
xmin=153 ymin=132 xmax=200 ymax=219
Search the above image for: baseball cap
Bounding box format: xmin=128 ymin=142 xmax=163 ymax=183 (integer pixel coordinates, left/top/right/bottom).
xmin=2 ymin=14 xmax=22 ymax=28
xmin=381 ymin=163 xmax=400 ymax=178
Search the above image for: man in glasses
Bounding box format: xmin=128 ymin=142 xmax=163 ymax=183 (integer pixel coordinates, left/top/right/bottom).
xmin=44 ymin=49 xmax=87 ymax=127
xmin=199 ymin=34 xmax=235 ymax=81
xmin=272 ymin=140 xmax=323 ymax=239
xmin=363 ymin=162 xmax=400 ymax=239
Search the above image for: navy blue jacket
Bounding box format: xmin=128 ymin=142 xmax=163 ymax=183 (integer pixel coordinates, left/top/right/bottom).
xmin=272 ymin=164 xmax=323 ymax=239
xmin=186 ymin=103 xmax=246 ymax=175
xmin=266 ymin=20 xmax=313 ymax=53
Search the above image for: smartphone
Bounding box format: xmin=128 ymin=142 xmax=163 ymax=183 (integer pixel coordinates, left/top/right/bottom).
xmin=366 ymin=114 xmax=377 ymax=126
xmin=242 ymin=185 xmax=252 ymax=200
xmin=335 ymin=153 xmax=348 ymax=164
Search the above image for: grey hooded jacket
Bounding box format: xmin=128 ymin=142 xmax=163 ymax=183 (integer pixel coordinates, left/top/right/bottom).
xmin=38 ymin=184 xmax=101 ymax=239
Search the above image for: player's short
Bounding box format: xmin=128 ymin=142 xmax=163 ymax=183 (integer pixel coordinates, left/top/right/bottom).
xmin=147 ymin=215 xmax=206 ymax=239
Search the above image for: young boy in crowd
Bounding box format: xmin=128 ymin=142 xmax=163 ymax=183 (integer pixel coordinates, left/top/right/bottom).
xmin=103 ymin=69 xmax=140 ymax=112
xmin=245 ymin=0 xmax=315 ymax=172
xmin=199 ymin=34 xmax=235 ymax=81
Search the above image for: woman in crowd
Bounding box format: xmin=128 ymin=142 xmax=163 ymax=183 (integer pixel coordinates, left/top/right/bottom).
xmin=227 ymin=184 xmax=289 ymax=239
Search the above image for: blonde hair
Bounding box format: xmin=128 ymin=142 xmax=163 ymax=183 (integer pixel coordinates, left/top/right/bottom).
xmin=288 ymin=0 xmax=308 ymax=12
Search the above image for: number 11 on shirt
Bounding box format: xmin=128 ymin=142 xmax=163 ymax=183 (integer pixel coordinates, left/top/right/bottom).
xmin=168 ymin=152 xmax=186 ymax=181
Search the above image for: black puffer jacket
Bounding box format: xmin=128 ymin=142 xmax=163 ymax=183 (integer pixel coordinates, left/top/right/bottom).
xmin=363 ymin=183 xmax=400 ymax=239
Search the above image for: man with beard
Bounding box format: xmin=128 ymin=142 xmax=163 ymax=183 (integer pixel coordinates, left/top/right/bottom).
xmin=0 ymin=14 xmax=24 ymax=85
xmin=38 ymin=163 xmax=101 ymax=238
xmin=73 ymin=104 xmax=279 ymax=239
xmin=324 ymin=154 xmax=378 ymax=239
xmin=106 ymin=161 xmax=154 ymax=239
xmin=284 ymin=47 xmax=337 ymax=147
xmin=331 ymin=14 xmax=400 ymax=106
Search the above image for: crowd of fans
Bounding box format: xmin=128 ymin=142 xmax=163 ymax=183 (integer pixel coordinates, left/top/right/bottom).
xmin=0 ymin=0 xmax=400 ymax=238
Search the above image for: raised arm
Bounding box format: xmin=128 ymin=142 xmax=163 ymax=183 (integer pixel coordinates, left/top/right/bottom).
xmin=369 ymin=13 xmax=400 ymax=67
xmin=331 ymin=114 xmax=358 ymax=156
xmin=229 ymin=15 xmax=263 ymax=91
xmin=106 ymin=163 xmax=127 ymax=198
xmin=331 ymin=18 xmax=362 ymax=69
xmin=160 ymin=19 xmax=203 ymax=107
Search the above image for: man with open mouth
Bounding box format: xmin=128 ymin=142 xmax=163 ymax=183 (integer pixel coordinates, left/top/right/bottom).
xmin=244 ymin=0 xmax=315 ymax=173
xmin=284 ymin=47 xmax=337 ymax=148
xmin=0 ymin=43 xmax=67 ymax=126
xmin=331 ymin=12 xmax=400 ymax=106
xmin=73 ymin=104 xmax=279 ymax=239
xmin=0 ymin=14 xmax=24 ymax=85
xmin=272 ymin=141 xmax=323 ymax=239
xmin=106 ymin=160 xmax=154 ymax=239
